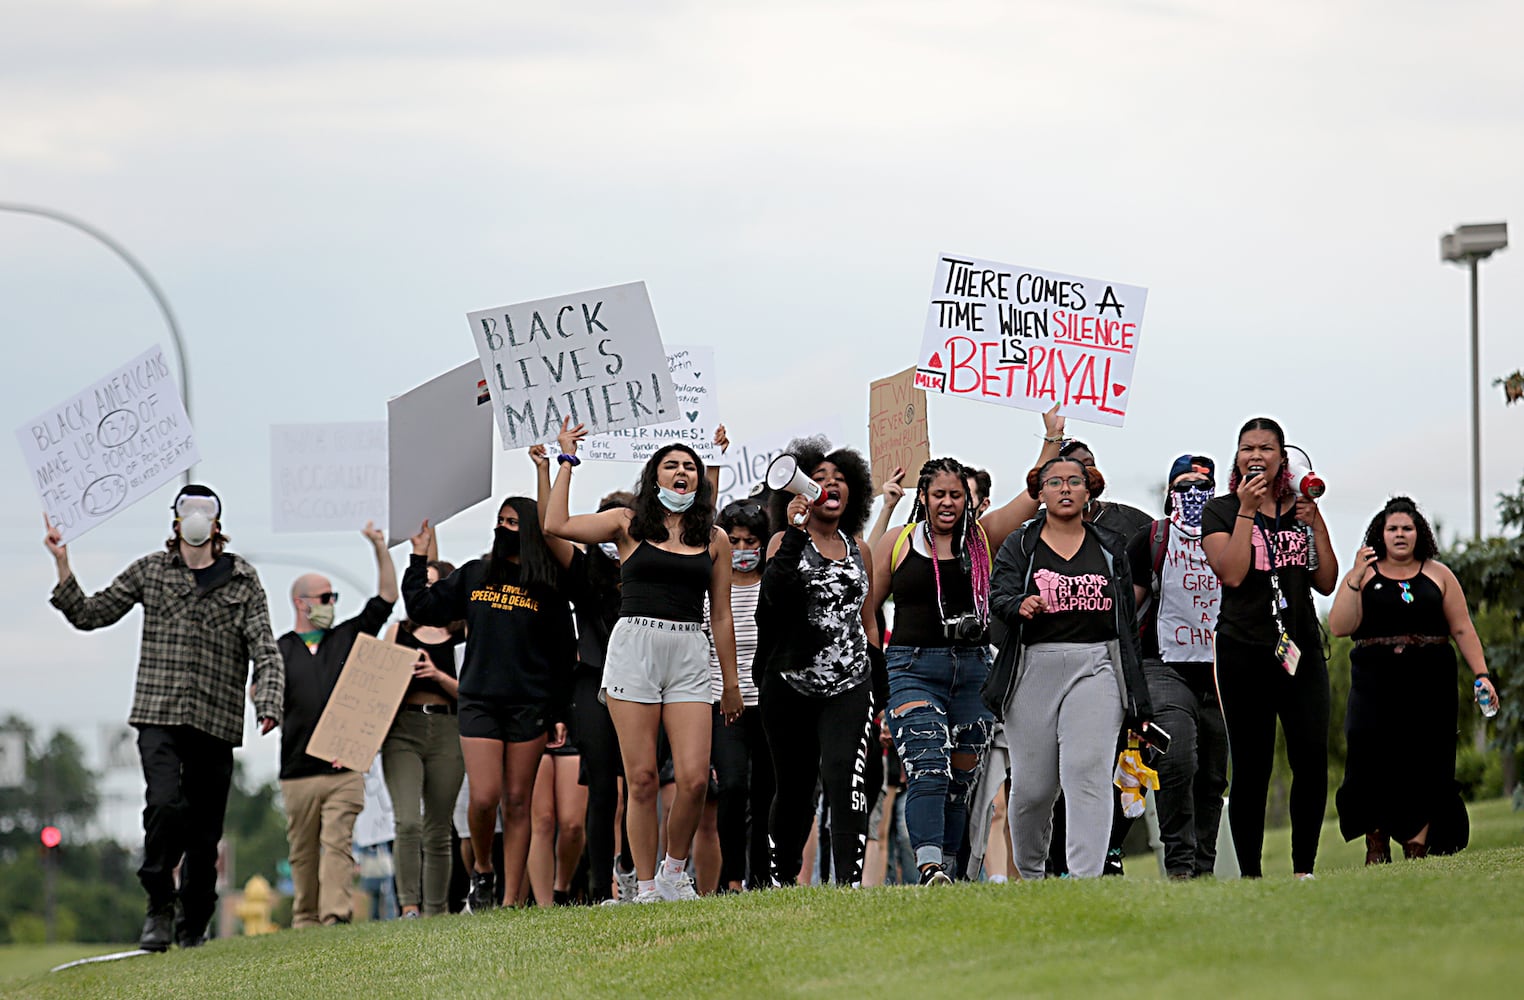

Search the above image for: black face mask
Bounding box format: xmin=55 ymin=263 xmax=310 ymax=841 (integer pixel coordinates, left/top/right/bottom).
xmin=493 ymin=525 xmax=521 ymax=558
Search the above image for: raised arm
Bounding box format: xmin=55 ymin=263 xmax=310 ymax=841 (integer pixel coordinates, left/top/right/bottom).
xmin=865 ymin=467 xmax=906 ymax=548
xmin=980 ymin=405 xmax=1066 ymax=550
xmin=1201 ymin=476 xmax=1269 ymax=589
xmin=1327 ymin=545 xmax=1374 ymax=637
xmin=529 ymin=444 xmax=577 ymax=569
xmin=364 ymin=520 xmax=398 ymax=603
xmin=705 ymin=424 xmax=729 ymax=505
xmin=46 ymin=517 xmax=146 ymax=631
xmin=543 ymin=418 xmax=630 ymax=546
xmin=401 ymin=522 xmax=466 ymax=627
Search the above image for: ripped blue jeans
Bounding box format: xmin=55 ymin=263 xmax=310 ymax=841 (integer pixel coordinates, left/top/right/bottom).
xmin=886 ymin=644 xmax=995 ymax=875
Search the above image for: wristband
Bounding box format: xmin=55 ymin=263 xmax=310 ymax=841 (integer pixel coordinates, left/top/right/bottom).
xmin=556 ymin=453 xmax=581 ymax=467
xmin=1237 ymin=513 xmax=1255 ymax=521
xmin=1043 ymin=434 xmax=1065 ymax=443
xmin=1346 ymin=580 xmax=1360 ymax=592
xmin=1475 ymin=671 xmax=1491 ymax=681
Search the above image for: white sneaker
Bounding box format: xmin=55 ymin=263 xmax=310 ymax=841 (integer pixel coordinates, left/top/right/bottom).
xmin=655 ymin=869 xmax=700 ymax=901
xmin=634 ymin=887 xmax=663 ymax=904
xmin=614 ymin=862 xmax=638 ymax=902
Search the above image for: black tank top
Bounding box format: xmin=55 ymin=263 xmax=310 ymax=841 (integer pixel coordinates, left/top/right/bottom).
xmin=1353 ymin=564 xmax=1448 ymax=640
xmin=395 ymin=625 xmax=461 ymax=701
xmin=619 ymin=541 xmax=711 ymax=623
xmin=889 ymin=532 xmax=977 ymax=648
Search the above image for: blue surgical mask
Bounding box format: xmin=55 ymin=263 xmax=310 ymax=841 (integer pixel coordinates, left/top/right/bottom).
xmin=731 ymin=549 xmax=761 ymax=573
xmin=658 ymin=487 xmax=696 ymax=513
xmin=598 ymin=542 xmax=620 ymax=562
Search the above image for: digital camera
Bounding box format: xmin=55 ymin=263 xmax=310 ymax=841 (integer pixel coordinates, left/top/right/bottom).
xmin=942 ymin=614 xmax=986 ymax=642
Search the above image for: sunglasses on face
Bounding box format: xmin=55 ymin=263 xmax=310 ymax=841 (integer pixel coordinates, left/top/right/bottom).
xmin=303 ymin=592 xmax=339 ymax=605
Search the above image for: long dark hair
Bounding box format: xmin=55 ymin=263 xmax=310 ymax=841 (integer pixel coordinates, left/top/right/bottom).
xmin=765 ymin=436 xmax=873 ymax=538
xmin=489 ymin=496 xmax=561 ymax=589
xmin=628 ymin=444 xmax=714 ymax=548
xmin=1363 ymin=496 xmax=1439 ymax=562
xmin=906 ymin=456 xmax=991 ymax=625
xmin=1226 ymin=416 xmax=1293 ymax=500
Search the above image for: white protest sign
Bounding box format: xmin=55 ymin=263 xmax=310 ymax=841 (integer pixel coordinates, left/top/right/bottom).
xmin=713 ymin=417 xmax=851 ymax=511
xmin=270 ymin=422 xmax=387 ymax=533
xmin=386 ymin=361 xmax=493 ymax=546
xmin=467 ymin=281 xmax=679 ymax=449
xmin=15 ymin=345 xmax=199 ymax=543
xmin=915 ymin=254 xmax=1148 ymax=427
xmin=582 ymin=345 xmax=719 ymax=464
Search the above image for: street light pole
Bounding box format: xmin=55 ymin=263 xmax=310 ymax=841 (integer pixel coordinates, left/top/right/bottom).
xmin=1441 ymin=221 xmax=1508 ymax=541
xmin=0 ymin=202 xmax=194 ymax=485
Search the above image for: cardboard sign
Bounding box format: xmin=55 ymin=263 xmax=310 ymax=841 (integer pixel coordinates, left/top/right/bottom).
xmin=270 ymin=421 xmax=387 ymax=533
xmin=868 ymin=367 xmax=931 ymax=495
xmin=583 ymin=345 xmax=719 ymax=463
xmin=916 ymin=254 xmax=1148 ymax=427
xmin=16 ymin=344 xmax=199 ymax=543
xmin=386 ymin=361 xmax=494 ymax=546
xmin=712 ymin=417 xmax=850 ymax=511
xmin=467 ymin=281 xmax=678 ymax=449
xmin=304 ymin=634 xmax=418 ymax=772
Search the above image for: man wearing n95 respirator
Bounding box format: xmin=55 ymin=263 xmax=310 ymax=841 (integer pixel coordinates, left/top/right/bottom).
xmin=44 ymin=484 xmax=284 ymax=953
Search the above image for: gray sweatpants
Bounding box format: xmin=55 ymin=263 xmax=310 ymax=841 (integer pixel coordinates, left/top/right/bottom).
xmin=1006 ymin=642 xmax=1124 ymax=879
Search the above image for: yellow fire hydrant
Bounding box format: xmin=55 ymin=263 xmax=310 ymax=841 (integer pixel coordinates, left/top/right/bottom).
xmin=236 ymin=875 xmax=278 ymax=935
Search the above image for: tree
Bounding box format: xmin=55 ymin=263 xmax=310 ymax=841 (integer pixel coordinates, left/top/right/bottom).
xmin=0 ymin=717 xmax=99 ymax=862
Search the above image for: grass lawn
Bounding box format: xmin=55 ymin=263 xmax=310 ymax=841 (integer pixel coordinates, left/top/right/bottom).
xmin=0 ymin=944 xmax=135 ymax=987
xmin=8 ymin=798 xmax=1522 ymax=999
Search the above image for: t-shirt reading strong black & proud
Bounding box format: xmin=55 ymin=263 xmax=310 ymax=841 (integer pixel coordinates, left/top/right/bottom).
xmin=1200 ymin=495 xmax=1319 ymax=647
xmin=1020 ymin=534 xmax=1118 ymax=646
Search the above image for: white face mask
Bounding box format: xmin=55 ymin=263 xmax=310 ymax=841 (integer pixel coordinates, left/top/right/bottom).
xmin=178 ymin=511 xmax=215 ymax=546
xmin=658 ymin=487 xmax=696 ymax=513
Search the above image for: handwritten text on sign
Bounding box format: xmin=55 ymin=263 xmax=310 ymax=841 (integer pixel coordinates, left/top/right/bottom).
xmin=270 ymin=422 xmax=387 ymax=533
xmin=583 ymin=346 xmax=719 ymax=464
xmin=867 ymin=367 xmax=931 ymax=495
xmin=468 ymin=282 xmax=678 ymax=449
xmin=916 ymin=254 xmax=1148 ymax=427
xmin=305 ymin=634 xmax=418 ymax=772
xmin=15 ymin=345 xmax=199 ymax=543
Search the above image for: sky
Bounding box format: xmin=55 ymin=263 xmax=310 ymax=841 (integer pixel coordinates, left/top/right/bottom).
xmin=3 ymin=1 xmax=1522 ymax=819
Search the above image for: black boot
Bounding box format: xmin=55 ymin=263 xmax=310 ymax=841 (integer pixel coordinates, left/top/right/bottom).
xmin=139 ymin=905 xmax=174 ymax=952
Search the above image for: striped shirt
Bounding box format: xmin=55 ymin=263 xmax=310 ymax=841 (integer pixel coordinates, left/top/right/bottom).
xmin=707 ymin=582 xmax=761 ymax=706
xmin=50 ymin=550 xmax=285 ymax=746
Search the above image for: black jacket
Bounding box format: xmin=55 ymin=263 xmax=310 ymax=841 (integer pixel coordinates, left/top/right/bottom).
xmin=980 ymin=514 xmax=1153 ymax=726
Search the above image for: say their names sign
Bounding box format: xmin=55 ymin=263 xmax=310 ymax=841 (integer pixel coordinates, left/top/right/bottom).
xmin=16 ymin=345 xmax=199 ymax=543
xmin=582 ymin=345 xmax=719 ymax=463
xmin=468 ymin=282 xmax=679 ymax=449
xmin=270 ymin=422 xmax=387 ymax=533
xmin=305 ymin=634 xmax=418 ymax=772
xmin=915 ymin=254 xmax=1148 ymax=427
xmin=868 ymin=367 xmax=931 ymax=494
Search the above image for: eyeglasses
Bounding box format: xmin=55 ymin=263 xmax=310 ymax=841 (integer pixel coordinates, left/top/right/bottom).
xmin=1042 ymin=476 xmax=1086 ymax=491
xmin=303 ymin=592 xmax=339 ymax=605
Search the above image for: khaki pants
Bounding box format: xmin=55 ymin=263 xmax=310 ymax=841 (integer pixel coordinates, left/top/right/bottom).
xmin=281 ymin=771 xmax=365 ymax=928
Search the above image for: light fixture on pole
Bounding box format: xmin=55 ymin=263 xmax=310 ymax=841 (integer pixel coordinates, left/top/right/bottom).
xmin=1440 ymin=221 xmax=1508 ymax=541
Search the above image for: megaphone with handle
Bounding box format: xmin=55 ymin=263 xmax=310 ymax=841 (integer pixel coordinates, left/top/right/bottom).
xmin=765 ymin=454 xmax=823 ymax=525
xmin=1285 ymin=445 xmax=1325 ymax=500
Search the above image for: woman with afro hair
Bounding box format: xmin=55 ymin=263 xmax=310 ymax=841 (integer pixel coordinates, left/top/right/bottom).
xmin=754 ymin=436 xmax=880 ymax=885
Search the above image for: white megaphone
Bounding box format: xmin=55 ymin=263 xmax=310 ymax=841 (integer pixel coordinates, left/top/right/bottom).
xmin=1285 ymin=445 xmax=1325 ymax=500
xmin=765 ymin=454 xmax=823 ymax=525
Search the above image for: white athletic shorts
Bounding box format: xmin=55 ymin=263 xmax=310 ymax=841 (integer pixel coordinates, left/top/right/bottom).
xmin=601 ymin=616 xmax=712 ymax=705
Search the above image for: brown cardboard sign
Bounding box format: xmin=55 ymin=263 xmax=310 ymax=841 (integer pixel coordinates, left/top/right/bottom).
xmin=305 ymin=634 xmax=417 ymax=772
xmin=868 ymin=366 xmax=931 ymax=495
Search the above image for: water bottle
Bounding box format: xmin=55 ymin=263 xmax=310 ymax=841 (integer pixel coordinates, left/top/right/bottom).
xmin=1476 ymin=679 xmax=1498 ymax=718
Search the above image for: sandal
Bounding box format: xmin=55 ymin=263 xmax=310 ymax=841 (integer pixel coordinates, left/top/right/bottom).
xmin=1365 ymin=833 xmax=1391 ymax=866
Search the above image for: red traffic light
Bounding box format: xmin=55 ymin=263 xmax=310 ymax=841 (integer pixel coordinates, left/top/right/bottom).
xmin=40 ymin=826 xmax=62 ymax=849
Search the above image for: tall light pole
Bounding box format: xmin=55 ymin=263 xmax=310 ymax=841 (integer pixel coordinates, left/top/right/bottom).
xmin=1441 ymin=221 xmax=1508 ymax=540
xmin=0 ymin=202 xmax=194 ymax=485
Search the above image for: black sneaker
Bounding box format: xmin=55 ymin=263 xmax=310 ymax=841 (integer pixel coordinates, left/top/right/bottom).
xmin=918 ymin=864 xmax=952 ymax=886
xmin=1103 ymin=849 xmax=1125 ymax=877
xmin=139 ymin=906 xmax=174 ymax=952
xmin=466 ymin=871 xmax=498 ymax=913
xmin=552 ymin=889 xmax=572 ymax=907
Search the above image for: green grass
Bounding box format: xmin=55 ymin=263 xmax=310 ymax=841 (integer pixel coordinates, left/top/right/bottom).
xmin=0 ymin=944 xmax=135 ymax=987
xmin=9 ymin=799 xmax=1523 ymax=999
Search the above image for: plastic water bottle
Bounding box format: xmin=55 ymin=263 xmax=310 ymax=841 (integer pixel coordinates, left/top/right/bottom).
xmin=1476 ymin=679 xmax=1499 ymax=718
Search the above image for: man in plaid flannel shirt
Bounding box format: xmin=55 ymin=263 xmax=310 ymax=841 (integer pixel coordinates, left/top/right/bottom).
xmin=46 ymin=484 xmax=283 ymax=952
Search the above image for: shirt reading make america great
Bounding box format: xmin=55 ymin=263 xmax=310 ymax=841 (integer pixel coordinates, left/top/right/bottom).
xmin=49 ymin=550 xmax=285 ymax=746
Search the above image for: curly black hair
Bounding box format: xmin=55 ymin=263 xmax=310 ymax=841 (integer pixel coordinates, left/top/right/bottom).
xmin=765 ymin=436 xmax=873 ymax=538
xmin=1362 ymin=496 xmax=1439 ymax=562
xmin=628 ymin=444 xmax=715 ymax=548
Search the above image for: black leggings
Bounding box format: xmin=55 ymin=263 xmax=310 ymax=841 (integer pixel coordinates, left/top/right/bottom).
xmin=572 ymin=668 xmax=621 ymax=900
xmin=761 ymin=672 xmax=873 ymax=886
xmin=712 ymin=704 xmax=775 ymax=889
xmin=1215 ymin=632 xmax=1329 ymax=876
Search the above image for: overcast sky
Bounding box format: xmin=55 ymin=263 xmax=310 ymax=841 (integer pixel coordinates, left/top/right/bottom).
xmin=4 ymin=1 xmax=1522 ymax=803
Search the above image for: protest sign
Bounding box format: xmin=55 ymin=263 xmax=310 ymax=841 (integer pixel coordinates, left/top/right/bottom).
xmin=386 ymin=361 xmax=493 ymax=545
xmin=305 ymin=634 xmax=417 ymax=772
xmin=916 ymin=254 xmax=1148 ymax=427
xmin=868 ymin=367 xmax=931 ymax=494
xmin=467 ymin=281 xmax=678 ymax=449
xmin=712 ymin=417 xmax=850 ymax=511
xmin=583 ymin=345 xmax=719 ymax=463
xmin=270 ymin=421 xmax=387 ymax=533
xmin=15 ymin=345 xmax=198 ymax=543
